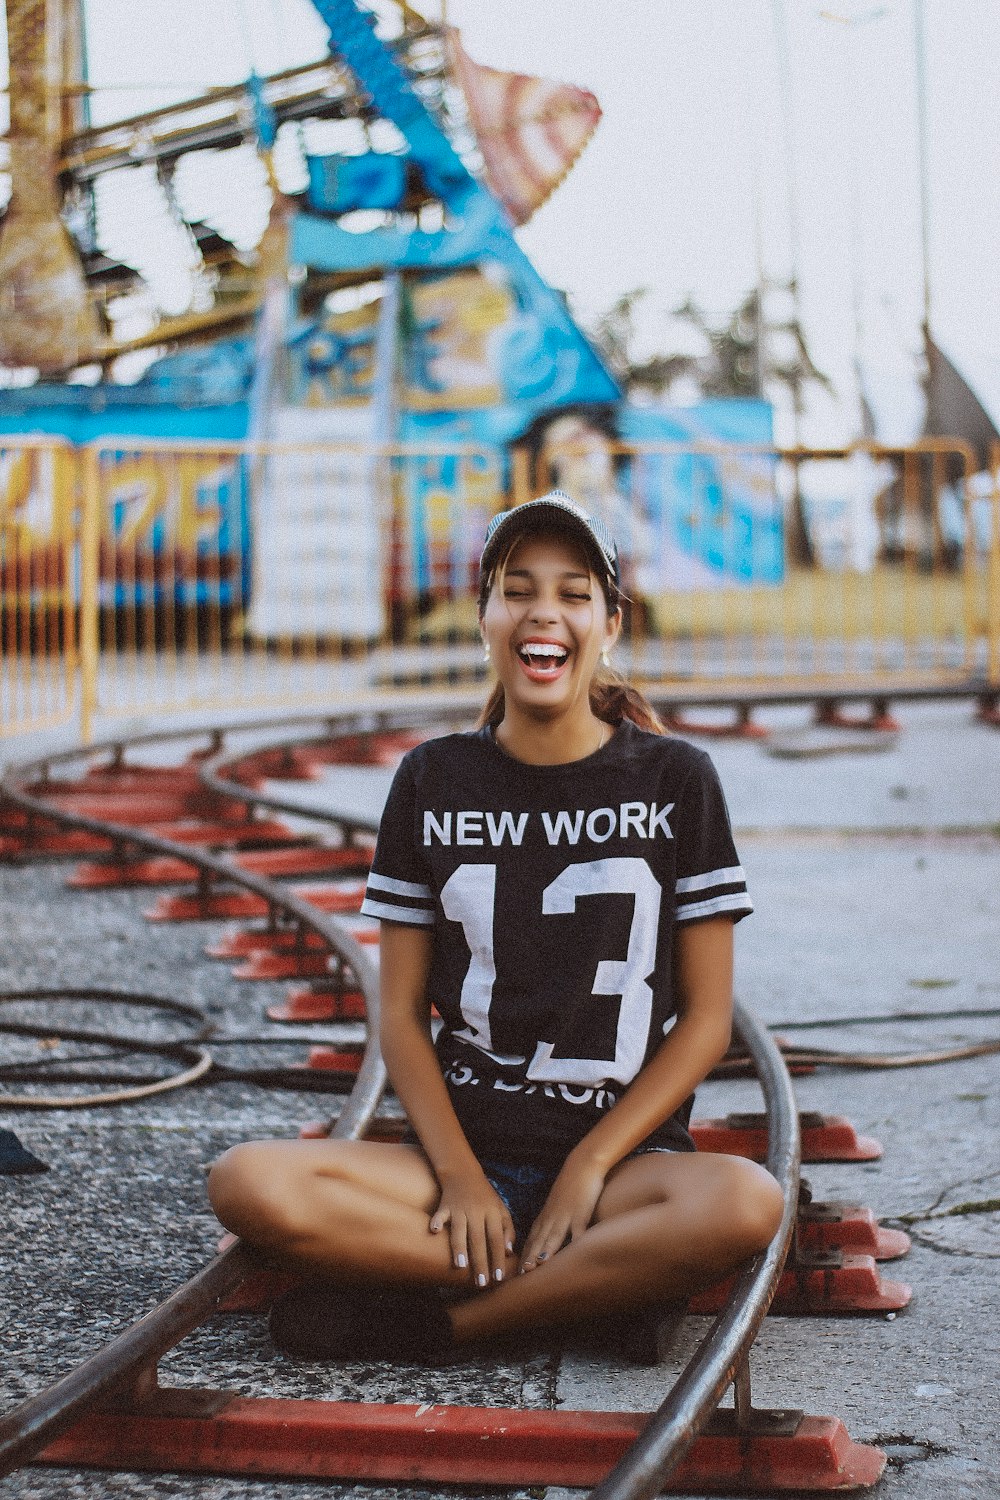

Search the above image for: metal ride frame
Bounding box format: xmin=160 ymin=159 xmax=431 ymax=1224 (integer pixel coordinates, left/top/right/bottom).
xmin=2 ymin=434 xmax=999 ymax=744
xmin=0 ymin=709 xmax=890 ymax=1495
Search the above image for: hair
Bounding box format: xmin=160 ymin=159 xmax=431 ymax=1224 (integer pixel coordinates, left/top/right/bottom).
xmin=476 ymin=526 xmax=664 ymax=736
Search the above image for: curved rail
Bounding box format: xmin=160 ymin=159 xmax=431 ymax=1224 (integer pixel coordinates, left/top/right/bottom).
xmin=0 ymin=711 xmax=801 ymax=1495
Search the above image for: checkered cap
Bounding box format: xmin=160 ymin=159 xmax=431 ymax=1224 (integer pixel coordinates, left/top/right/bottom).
xmin=479 ymin=491 xmax=620 ymax=592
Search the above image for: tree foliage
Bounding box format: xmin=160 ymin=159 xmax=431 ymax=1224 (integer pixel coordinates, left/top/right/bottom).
xmin=592 ymin=285 xmax=833 ymax=410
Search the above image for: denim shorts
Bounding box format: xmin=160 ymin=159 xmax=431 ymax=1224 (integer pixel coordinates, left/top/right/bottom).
xmin=482 ymin=1147 xmax=678 ymax=1248
xmin=400 ymin=1129 xmax=676 ymax=1247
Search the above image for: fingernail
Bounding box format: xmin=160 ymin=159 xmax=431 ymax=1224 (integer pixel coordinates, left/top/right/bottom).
xmin=537 ymin=1251 xmax=548 ymax=1261
xmin=456 ymin=1253 xmax=467 ymax=1268
xmin=506 ymin=1241 xmax=514 ymax=1254
xmin=494 ymin=1267 xmax=504 ymax=1281
xmin=477 ymin=1272 xmax=487 ymax=1288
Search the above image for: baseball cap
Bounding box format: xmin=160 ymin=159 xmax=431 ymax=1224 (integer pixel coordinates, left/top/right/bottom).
xmin=479 ymin=491 xmax=620 ymax=598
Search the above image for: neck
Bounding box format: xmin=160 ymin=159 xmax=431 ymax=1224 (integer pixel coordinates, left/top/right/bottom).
xmin=494 ymin=705 xmax=609 ymax=766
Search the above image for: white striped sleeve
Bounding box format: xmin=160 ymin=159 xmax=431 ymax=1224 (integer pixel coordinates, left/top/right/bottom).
xmin=360 ymin=896 xmax=435 ymax=925
xmin=673 ymin=751 xmax=753 ymax=924
xmin=361 ymin=760 xmax=438 ymax=928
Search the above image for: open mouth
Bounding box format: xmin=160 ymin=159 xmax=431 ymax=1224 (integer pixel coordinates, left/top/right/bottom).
xmin=516 ymin=641 xmax=569 ymax=679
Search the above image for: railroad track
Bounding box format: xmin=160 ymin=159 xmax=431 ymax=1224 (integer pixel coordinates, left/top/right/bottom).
xmin=0 ymin=710 xmax=907 ymax=1494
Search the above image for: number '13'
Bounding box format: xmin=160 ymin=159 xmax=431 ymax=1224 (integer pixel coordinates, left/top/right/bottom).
xmin=440 ymin=857 xmax=661 ymax=1085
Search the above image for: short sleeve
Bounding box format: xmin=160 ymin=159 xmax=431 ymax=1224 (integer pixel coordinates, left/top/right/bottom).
xmin=359 ymin=757 xmax=436 ymax=926
xmin=673 ymin=751 xmax=753 ymax=924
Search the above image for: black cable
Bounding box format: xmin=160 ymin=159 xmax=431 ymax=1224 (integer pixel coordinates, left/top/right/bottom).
xmin=767 ymin=1005 xmax=1000 ymax=1031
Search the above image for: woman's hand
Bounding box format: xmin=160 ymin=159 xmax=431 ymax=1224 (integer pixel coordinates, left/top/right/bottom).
xmin=429 ymin=1165 xmax=516 ymax=1290
xmin=519 ymin=1151 xmax=607 ymax=1273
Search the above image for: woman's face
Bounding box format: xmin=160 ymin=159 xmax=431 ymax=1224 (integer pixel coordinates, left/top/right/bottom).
xmin=480 ymin=531 xmax=620 ymax=721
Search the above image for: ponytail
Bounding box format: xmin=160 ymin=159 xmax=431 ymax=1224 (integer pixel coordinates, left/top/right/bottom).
xmin=476 ymin=671 xmax=665 ymax=736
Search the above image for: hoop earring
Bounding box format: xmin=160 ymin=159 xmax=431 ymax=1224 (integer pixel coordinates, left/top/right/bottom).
xmin=482 ymin=642 xmax=491 ymax=663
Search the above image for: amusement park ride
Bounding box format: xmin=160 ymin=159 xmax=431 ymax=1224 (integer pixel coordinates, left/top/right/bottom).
xmin=0 ymin=0 xmax=622 ymax=418
xmin=0 ymin=0 xmax=784 ymax=638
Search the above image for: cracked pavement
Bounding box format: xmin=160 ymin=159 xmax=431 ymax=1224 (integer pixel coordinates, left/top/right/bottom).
xmin=2 ymin=699 xmax=999 ymax=1497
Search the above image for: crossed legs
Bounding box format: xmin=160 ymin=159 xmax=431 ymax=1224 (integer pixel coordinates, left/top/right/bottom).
xmin=208 ymin=1139 xmax=784 ymax=1347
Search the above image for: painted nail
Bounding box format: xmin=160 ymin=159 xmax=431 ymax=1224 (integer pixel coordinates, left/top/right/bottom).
xmin=506 ymin=1241 xmax=514 ymax=1254
xmin=477 ymin=1272 xmax=487 ymax=1288
xmin=537 ymin=1251 xmax=548 ymax=1261
xmin=494 ymin=1268 xmax=504 ymax=1281
xmin=456 ymin=1253 xmax=467 ymax=1268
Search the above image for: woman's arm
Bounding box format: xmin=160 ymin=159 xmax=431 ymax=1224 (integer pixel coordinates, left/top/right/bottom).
xmin=377 ymin=922 xmax=515 ymax=1285
xmin=519 ymin=916 xmax=734 ymax=1270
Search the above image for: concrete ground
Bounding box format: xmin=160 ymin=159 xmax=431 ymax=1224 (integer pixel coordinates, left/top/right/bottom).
xmin=1 ymin=699 xmax=998 ymax=1498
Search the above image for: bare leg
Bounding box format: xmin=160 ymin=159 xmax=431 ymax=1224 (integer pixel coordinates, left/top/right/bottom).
xmin=208 ymin=1138 xmax=516 ymax=1291
xmin=450 ymin=1152 xmax=784 ymax=1346
xmin=208 ymin=1142 xmax=782 ymax=1348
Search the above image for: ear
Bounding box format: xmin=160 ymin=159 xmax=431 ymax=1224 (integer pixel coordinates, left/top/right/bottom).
xmin=604 ymin=608 xmax=623 ymax=653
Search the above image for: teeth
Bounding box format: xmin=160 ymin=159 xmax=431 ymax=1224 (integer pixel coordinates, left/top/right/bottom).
xmin=520 ymin=642 xmax=567 ymax=659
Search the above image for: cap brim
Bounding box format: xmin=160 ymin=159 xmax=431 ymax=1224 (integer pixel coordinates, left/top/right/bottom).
xmin=480 ymin=501 xmax=617 ymax=590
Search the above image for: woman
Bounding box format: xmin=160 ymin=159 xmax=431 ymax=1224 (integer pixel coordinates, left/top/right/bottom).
xmin=208 ymin=491 xmax=783 ymax=1364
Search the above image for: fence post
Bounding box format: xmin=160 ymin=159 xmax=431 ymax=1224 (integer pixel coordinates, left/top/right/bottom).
xmin=78 ymin=446 xmax=100 ymax=745
xmin=989 ymin=443 xmax=1000 ymax=689
xmin=511 ymin=446 xmax=531 ymax=507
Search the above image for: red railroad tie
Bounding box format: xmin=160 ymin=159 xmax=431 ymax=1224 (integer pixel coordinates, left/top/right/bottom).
xmin=229 ymin=747 xmax=326 ymax=782
xmin=309 ymin=729 xmax=429 ymax=767
xmin=145 ymin=881 xmax=366 ymax=923
xmin=815 ymin=699 xmax=902 ymax=733
xmin=46 ymin=767 xmax=206 ymax=794
xmin=690 ymin=1111 xmax=882 ymax=1163
xmin=230 ymin=951 xmax=333 ymax=981
xmin=205 ymin=928 xmax=330 ymax=960
xmin=797 ymin=1201 xmax=911 ymax=1262
xmin=266 ymin=984 xmax=367 ymax=1022
xmin=69 ymin=855 xmax=201 ymax=888
xmin=145 ymin=818 xmax=298 ymax=849
xmin=71 ymin=845 xmax=373 ymax=890
xmin=300 ymin=1046 xmax=365 ymax=1074
xmin=234 ymin=846 xmax=373 ymax=878
xmin=37 ymin=1397 xmax=886 ymax=1492
xmin=976 ymin=694 xmax=1000 ymax=728
xmin=690 ymin=1252 xmax=911 ymax=1316
xmin=36 ymin=790 xmax=228 ymax=824
xmin=0 ymin=828 xmax=114 ymax=857
xmin=19 ymin=818 xmax=290 ymax=864
xmin=146 ymin=889 xmax=270 ymax=921
xmin=662 ymin=706 xmax=769 ymax=741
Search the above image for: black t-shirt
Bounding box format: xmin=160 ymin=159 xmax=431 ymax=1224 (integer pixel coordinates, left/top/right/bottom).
xmin=361 ymin=721 xmax=752 ymax=1167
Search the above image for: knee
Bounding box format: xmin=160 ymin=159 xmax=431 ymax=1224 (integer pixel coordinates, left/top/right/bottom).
xmin=207 ymin=1142 xmax=302 ymax=1247
xmin=716 ymin=1159 xmax=785 ymax=1255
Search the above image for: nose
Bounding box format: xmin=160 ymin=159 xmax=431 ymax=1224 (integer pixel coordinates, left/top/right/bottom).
xmin=528 ymin=592 xmax=559 ymax=624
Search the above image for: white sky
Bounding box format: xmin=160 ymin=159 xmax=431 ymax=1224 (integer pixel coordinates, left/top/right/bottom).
xmin=2 ymin=0 xmax=998 ymax=443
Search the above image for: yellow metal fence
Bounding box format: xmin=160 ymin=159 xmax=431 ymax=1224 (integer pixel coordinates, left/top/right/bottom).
xmin=2 ymin=435 xmax=998 ymax=744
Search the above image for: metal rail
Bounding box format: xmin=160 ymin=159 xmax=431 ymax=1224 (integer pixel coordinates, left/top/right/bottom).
xmin=0 ymin=710 xmax=801 ymax=1495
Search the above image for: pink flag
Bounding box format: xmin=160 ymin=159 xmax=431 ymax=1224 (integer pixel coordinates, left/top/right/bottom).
xmin=445 ymin=30 xmax=601 ymax=226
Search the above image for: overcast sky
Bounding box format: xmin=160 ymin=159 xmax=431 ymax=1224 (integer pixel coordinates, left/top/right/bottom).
xmin=2 ymin=0 xmax=997 ymax=442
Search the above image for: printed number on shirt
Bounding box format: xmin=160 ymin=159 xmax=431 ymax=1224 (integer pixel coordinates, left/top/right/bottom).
xmin=440 ymin=857 xmax=661 ymax=1084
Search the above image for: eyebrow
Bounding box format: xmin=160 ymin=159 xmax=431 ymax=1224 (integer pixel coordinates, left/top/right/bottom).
xmin=504 ymin=568 xmax=592 ymax=582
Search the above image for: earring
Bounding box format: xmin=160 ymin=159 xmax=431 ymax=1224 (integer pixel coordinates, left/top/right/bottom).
xmin=601 ymin=648 xmax=611 ymax=668
xmin=482 ymin=643 xmax=491 ymax=663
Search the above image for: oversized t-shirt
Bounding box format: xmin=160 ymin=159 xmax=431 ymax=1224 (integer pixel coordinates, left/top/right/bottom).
xmin=360 ymin=721 xmax=752 ymax=1167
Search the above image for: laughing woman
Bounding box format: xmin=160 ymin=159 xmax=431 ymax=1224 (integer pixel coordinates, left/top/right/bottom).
xmin=208 ymin=491 xmax=783 ymax=1363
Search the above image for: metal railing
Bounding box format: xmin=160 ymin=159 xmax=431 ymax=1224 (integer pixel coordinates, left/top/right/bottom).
xmin=2 ymin=434 xmax=998 ymax=743
xmin=0 ymin=710 xmax=800 ymax=1495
